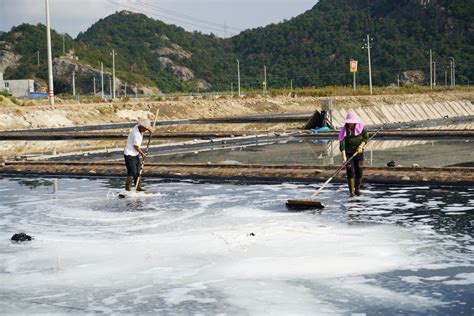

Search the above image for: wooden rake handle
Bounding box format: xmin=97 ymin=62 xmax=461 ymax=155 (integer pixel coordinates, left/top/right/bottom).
xmin=308 ymin=125 xmax=384 ymax=200
xmin=135 ymin=109 xmax=160 ymax=191
xmin=309 ymin=151 xmax=358 ymax=199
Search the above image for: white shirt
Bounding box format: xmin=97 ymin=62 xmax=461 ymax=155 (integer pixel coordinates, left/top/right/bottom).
xmin=124 ymin=125 xmax=143 ymax=156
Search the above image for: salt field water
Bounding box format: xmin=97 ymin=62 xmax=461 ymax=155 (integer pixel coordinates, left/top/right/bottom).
xmin=147 ymin=139 xmax=473 ymax=167
xmin=0 ymin=177 xmax=473 ymax=314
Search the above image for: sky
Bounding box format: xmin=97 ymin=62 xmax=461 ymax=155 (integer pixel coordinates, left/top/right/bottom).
xmin=0 ymin=0 xmax=317 ymax=38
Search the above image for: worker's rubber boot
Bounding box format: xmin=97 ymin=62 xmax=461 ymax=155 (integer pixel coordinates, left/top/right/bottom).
xmin=134 ymin=176 xmax=145 ymax=192
xmin=125 ymin=176 xmax=134 ymax=191
xmin=355 ymin=178 xmax=362 ymax=196
xmin=347 ymin=178 xmax=355 ymax=197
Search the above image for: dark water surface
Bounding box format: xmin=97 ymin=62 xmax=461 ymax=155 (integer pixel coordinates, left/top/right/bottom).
xmin=145 ymin=139 xmax=473 ymax=168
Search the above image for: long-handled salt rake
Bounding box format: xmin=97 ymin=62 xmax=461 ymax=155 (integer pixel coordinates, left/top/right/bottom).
xmin=286 ymin=125 xmax=384 ymax=209
xmin=118 ymin=109 xmax=159 ymax=199
xmin=134 ymin=109 xmax=160 ymax=192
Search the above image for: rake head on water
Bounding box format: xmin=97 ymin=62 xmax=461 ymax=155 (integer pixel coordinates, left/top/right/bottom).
xmin=285 ymin=125 xmax=385 ymax=211
xmin=286 ymin=199 xmax=325 ymax=210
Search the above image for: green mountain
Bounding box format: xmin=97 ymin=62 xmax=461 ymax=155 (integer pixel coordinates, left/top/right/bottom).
xmin=0 ymin=24 xmax=74 ymax=85
xmin=0 ymin=0 xmax=472 ymax=94
xmin=230 ymin=0 xmax=473 ymax=87
xmin=75 ymin=11 xmax=236 ymax=92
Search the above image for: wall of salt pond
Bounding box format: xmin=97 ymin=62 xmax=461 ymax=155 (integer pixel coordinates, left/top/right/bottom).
xmin=330 ymin=100 xmax=473 ymax=127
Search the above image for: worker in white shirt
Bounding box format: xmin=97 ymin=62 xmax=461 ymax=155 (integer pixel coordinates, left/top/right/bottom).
xmin=123 ymin=120 xmax=154 ymax=191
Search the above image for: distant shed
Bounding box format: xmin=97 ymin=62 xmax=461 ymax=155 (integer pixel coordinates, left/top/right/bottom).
xmin=0 ymin=72 xmax=35 ymax=98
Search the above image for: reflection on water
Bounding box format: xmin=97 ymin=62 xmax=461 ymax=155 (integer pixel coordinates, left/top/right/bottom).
xmin=16 ymin=179 xmax=54 ymax=190
xmin=0 ymin=178 xmax=472 ymax=315
xmin=0 ymin=140 xmax=125 ymax=158
xmin=10 ymin=135 xmax=472 ymax=168
xmin=147 ymin=139 xmax=473 ymax=167
xmin=0 ymin=139 xmax=182 ymax=161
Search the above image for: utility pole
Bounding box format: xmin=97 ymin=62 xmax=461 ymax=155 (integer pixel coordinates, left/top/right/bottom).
xmin=290 ymin=79 xmax=293 ymax=91
xmin=72 ymin=70 xmax=75 ymax=96
xmin=101 ymin=62 xmax=104 ymax=99
xmin=353 ymin=71 xmax=357 ymax=91
xmin=93 ymin=77 xmax=96 ymax=95
xmin=397 ymin=74 xmax=400 ymax=88
xmin=429 ymin=49 xmax=433 ymax=89
xmin=110 ymin=49 xmax=117 ymax=100
xmin=236 ymin=59 xmax=241 ymax=97
xmin=45 ymin=0 xmax=54 ymax=105
xmin=263 ymin=65 xmax=268 ymax=95
xmin=449 ymin=58 xmax=454 ymax=87
xmin=363 ymin=34 xmax=373 ymax=95
xmin=124 ymin=82 xmax=127 ymax=97
xmin=450 ymin=57 xmax=455 ymax=87
xmin=433 ymin=61 xmax=436 ymax=87
xmin=109 ymin=77 xmax=112 ymax=99
xmin=37 ymin=50 xmax=40 ymax=66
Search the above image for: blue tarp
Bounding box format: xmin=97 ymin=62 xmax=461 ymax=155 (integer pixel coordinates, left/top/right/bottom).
xmin=29 ymin=92 xmax=48 ymax=99
xmin=310 ymin=126 xmax=333 ymax=133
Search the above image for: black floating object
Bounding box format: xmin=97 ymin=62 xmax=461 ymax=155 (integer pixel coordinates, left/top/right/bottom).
xmin=11 ymin=233 xmax=33 ymax=242
xmin=387 ymin=160 xmax=396 ymax=167
xmin=249 ymin=232 xmax=255 ymax=237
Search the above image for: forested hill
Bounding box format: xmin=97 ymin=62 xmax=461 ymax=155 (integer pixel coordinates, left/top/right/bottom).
xmin=75 ymin=11 xmax=236 ymax=92
xmin=0 ymin=0 xmax=472 ymax=93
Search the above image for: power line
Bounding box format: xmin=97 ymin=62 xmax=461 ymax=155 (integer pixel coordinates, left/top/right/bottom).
xmin=106 ymin=0 xmax=240 ymax=35
xmin=131 ymin=0 xmax=242 ymax=32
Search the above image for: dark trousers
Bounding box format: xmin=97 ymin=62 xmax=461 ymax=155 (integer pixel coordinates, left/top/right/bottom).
xmin=124 ymin=155 xmax=141 ymax=177
xmin=346 ymin=153 xmax=363 ymax=179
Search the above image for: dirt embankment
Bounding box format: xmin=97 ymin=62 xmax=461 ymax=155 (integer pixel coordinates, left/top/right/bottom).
xmin=0 ymin=91 xmax=472 ymax=131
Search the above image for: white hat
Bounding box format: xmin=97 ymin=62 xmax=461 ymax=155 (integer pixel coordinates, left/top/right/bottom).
xmin=138 ymin=119 xmax=155 ymax=132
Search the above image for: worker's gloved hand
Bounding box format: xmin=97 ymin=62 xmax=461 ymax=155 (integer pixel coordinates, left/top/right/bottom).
xmin=356 ymin=146 xmax=364 ymax=154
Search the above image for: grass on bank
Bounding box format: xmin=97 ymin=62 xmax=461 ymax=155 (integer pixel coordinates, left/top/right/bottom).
xmin=0 ymin=85 xmax=472 ymax=106
xmin=268 ymin=85 xmax=473 ymax=97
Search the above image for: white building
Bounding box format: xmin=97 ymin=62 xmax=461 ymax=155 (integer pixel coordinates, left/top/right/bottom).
xmin=0 ymin=73 xmax=34 ymax=98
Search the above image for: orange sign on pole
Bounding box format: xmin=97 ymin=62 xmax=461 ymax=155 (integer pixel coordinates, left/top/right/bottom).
xmin=350 ymin=60 xmax=358 ymax=73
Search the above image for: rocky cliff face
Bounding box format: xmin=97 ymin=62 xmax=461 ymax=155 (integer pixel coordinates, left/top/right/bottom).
xmin=0 ymin=42 xmax=20 ymax=73
xmin=0 ymin=22 xmax=161 ymax=95
xmin=155 ymin=42 xmax=196 ymax=81
xmin=75 ymin=10 xmax=217 ymax=92
xmin=52 ymin=55 xmax=159 ymax=96
xmin=154 ymin=39 xmax=210 ymax=89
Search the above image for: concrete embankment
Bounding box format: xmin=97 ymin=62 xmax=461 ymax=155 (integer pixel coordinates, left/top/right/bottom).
xmin=326 ymin=99 xmax=473 ymax=128
xmin=1 ymin=161 xmax=472 ymax=186
xmin=0 ymin=91 xmax=472 ymax=131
